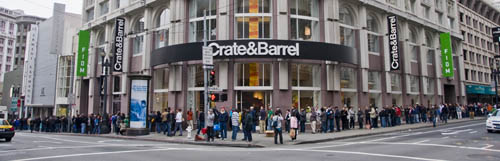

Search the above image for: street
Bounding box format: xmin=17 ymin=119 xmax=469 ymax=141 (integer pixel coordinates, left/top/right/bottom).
xmin=0 ymin=120 xmax=499 ymax=161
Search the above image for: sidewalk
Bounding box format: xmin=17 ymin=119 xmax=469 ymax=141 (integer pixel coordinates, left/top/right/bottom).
xmin=23 ymin=117 xmax=485 ymax=148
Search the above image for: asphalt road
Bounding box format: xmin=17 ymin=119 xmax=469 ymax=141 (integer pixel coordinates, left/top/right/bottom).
xmin=0 ymin=120 xmax=499 ymax=161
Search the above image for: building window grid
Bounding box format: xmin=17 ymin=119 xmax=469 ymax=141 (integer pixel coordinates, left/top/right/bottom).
xmin=189 ymin=0 xmax=217 ymax=42
xmin=290 ymin=0 xmax=319 ymax=41
xmin=235 ymin=0 xmax=272 ymax=39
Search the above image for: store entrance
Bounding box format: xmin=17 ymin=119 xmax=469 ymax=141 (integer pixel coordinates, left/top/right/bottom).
xmin=236 ymin=91 xmax=271 ymax=111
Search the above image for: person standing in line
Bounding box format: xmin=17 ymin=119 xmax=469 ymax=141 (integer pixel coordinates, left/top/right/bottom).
xmin=259 ymin=107 xmax=266 ymax=134
xmin=327 ymin=107 xmax=334 ymax=132
xmin=285 ymin=109 xmax=291 ymax=133
xmin=357 ymin=107 xmax=364 ymax=129
xmin=456 ymin=104 xmax=462 ymax=119
xmin=173 ymin=109 xmax=183 ymax=136
xmin=161 ymin=109 xmax=169 ymax=136
xmin=80 ymin=115 xmax=87 ymax=134
xmin=206 ymin=110 xmax=215 ymax=142
xmin=155 ymin=111 xmax=162 ymax=133
xmin=290 ymin=113 xmax=298 ymax=141
xmin=369 ymin=107 xmax=377 ymax=129
xmin=334 ymin=107 xmax=341 ymax=132
xmin=219 ymin=107 xmax=229 ymax=140
xmin=365 ymin=107 xmax=371 ymax=127
xmin=231 ymin=109 xmax=240 ymax=141
xmin=310 ymin=107 xmax=317 ymax=134
xmin=243 ymin=109 xmax=254 ymax=142
xmin=187 ymin=108 xmax=194 ymax=129
xmin=167 ymin=108 xmax=176 ymax=136
xmin=320 ymin=108 xmax=327 ymax=133
xmin=267 ymin=107 xmax=274 ymax=131
xmin=340 ymin=107 xmax=348 ymax=130
xmin=348 ymin=107 xmax=355 ymax=129
xmin=197 ymin=110 xmax=205 ymax=135
xmin=272 ymin=113 xmax=284 ymax=144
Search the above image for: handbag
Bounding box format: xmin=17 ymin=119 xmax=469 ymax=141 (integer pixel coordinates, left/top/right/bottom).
xmin=290 ymin=129 xmax=296 ymax=138
xmin=214 ymin=123 xmax=220 ymax=131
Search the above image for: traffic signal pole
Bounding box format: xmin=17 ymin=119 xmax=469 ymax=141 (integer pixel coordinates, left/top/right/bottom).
xmin=203 ymin=10 xmax=209 ymax=128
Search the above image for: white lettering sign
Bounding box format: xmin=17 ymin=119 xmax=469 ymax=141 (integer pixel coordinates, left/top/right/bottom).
xmin=208 ymin=42 xmax=300 ymax=57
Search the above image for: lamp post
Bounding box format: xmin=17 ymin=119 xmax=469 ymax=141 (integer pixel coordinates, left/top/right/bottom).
xmin=493 ymin=55 xmax=500 ymax=106
xmin=100 ymin=49 xmax=111 ymax=115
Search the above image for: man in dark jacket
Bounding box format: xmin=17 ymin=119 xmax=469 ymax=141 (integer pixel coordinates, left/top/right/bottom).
xmin=357 ymin=107 xmax=364 ymax=129
xmin=320 ymin=108 xmax=327 ymax=133
xmin=167 ymin=108 xmax=175 ymax=136
xmin=340 ymin=107 xmax=348 ymax=130
xmin=219 ymin=108 xmax=229 ymax=140
xmin=334 ymin=107 xmax=341 ymax=132
xmin=299 ymin=109 xmax=307 ymax=132
xmin=244 ymin=109 xmax=253 ymax=142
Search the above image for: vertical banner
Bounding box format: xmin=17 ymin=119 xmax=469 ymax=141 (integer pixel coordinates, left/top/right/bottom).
xmin=76 ymin=30 xmax=90 ymax=76
xmin=114 ymin=18 xmax=125 ymax=72
xmin=248 ymin=0 xmax=259 ymax=38
xmin=129 ymin=79 xmax=148 ymax=128
xmin=387 ymin=15 xmax=400 ymax=70
xmin=440 ymin=32 xmax=454 ymax=77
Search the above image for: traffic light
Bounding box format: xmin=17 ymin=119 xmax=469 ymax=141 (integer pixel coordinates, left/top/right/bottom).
xmin=17 ymin=99 xmax=21 ymax=107
xmin=210 ymin=93 xmax=219 ymax=102
xmin=209 ymin=70 xmax=216 ymax=86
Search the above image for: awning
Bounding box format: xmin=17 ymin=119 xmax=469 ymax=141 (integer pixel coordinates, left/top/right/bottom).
xmin=466 ymin=85 xmax=496 ymax=95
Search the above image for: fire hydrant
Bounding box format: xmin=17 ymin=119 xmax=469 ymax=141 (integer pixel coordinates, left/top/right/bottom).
xmin=186 ymin=126 xmax=193 ymax=139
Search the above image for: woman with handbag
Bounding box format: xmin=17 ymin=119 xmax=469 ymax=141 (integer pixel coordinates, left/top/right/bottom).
xmin=206 ymin=110 xmax=215 ymax=142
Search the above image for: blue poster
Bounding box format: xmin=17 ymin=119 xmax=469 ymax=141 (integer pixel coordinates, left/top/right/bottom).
xmin=130 ymin=79 xmax=148 ymax=128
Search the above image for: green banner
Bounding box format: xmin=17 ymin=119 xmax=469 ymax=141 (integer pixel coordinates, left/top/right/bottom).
xmin=440 ymin=32 xmax=454 ymax=77
xmin=76 ymin=30 xmax=90 ymax=77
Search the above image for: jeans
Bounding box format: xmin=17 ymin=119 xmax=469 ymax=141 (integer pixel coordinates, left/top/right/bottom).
xmin=358 ymin=118 xmax=363 ymax=129
xmin=381 ymin=117 xmax=387 ymax=127
xmin=328 ymin=119 xmax=334 ymax=132
xmin=267 ymin=118 xmax=273 ymax=130
xmin=322 ymin=121 xmax=328 ymax=133
xmin=274 ymin=128 xmax=283 ymax=144
xmin=197 ymin=121 xmax=204 ymax=135
xmin=244 ymin=128 xmax=252 ymax=142
xmin=93 ymin=125 xmax=100 ymax=134
xmin=231 ymin=125 xmax=239 ymax=140
xmin=80 ymin=123 xmax=86 ymax=134
xmin=300 ymin=121 xmax=306 ymax=132
xmin=422 ymin=114 xmax=427 ymax=123
xmin=207 ymin=126 xmax=214 ymax=141
xmin=220 ymin=122 xmax=227 ymax=139
xmin=156 ymin=123 xmax=162 ymax=133
xmin=396 ymin=117 xmax=401 ymax=126
xmin=173 ymin=122 xmax=183 ymax=135
xmin=163 ymin=122 xmax=171 ymax=135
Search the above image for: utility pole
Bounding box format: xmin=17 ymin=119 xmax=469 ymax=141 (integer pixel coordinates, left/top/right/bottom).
xmin=202 ymin=10 xmax=213 ymax=128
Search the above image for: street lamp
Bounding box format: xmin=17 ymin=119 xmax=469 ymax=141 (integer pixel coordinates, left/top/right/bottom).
xmin=492 ymin=55 xmax=500 ymax=106
xmin=99 ymin=48 xmax=111 ymax=115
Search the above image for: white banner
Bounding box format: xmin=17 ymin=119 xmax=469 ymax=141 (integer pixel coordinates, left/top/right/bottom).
xmin=129 ymin=79 xmax=148 ymax=128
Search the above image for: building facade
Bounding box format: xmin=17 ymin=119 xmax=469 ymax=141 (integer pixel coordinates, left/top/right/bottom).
xmin=0 ymin=7 xmax=22 ymax=101
xmin=24 ymin=3 xmax=82 ymax=119
xmin=458 ymin=0 xmax=500 ymax=104
xmin=79 ymin=0 xmax=468 ymax=118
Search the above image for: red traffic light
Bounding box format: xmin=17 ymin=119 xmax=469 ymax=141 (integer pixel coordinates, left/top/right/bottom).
xmin=17 ymin=99 xmax=21 ymax=107
xmin=211 ymin=94 xmax=216 ymax=101
xmin=210 ymin=70 xmax=215 ymax=75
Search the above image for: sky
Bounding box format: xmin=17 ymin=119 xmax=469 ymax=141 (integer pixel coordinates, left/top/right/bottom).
xmin=0 ymin=0 xmax=82 ymax=18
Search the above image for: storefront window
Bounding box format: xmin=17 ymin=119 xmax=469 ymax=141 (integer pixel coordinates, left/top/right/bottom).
xmin=340 ymin=67 xmax=356 ymax=89
xmin=391 ymin=73 xmax=401 ymax=91
xmin=188 ymin=65 xmax=205 ymax=88
xmin=410 ymin=75 xmax=420 ymax=93
xmin=154 ymin=8 xmax=170 ymax=49
xmin=133 ymin=17 xmax=145 ymax=55
xmin=153 ymin=68 xmax=169 ymax=90
xmin=339 ymin=6 xmax=355 ymax=48
xmin=291 ymin=64 xmax=320 ymax=87
xmin=235 ymin=63 xmax=272 ymax=87
xmin=290 ymin=0 xmax=319 ymax=41
xmin=189 ymin=0 xmax=216 ymax=42
xmin=292 ymin=90 xmax=320 ymax=111
xmin=153 ymin=92 xmax=168 ymax=113
xmin=368 ymin=71 xmax=380 ymax=90
xmin=235 ymin=0 xmax=271 ymax=39
xmin=236 ymin=91 xmax=271 ymax=111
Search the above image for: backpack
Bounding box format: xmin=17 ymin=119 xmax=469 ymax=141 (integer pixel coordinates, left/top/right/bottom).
xmin=272 ymin=118 xmax=278 ymax=128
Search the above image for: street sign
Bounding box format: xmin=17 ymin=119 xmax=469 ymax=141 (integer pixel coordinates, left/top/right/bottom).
xmin=493 ymin=27 xmax=500 ymax=43
xmin=208 ymin=86 xmax=222 ymax=92
xmin=202 ymin=46 xmax=213 ymax=65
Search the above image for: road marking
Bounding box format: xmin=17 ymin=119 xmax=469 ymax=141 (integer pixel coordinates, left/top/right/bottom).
xmin=97 ymin=140 xmax=123 ymax=143
xmin=11 ymin=148 xmax=174 ymax=161
xmin=33 ymin=141 xmax=61 ymax=144
xmin=481 ymin=144 xmax=494 ymax=149
xmin=469 ymin=131 xmax=477 ymax=134
xmin=287 ymin=149 xmax=448 ymax=161
xmin=0 ymin=144 xmax=11 ymax=147
xmin=360 ymin=142 xmax=500 ymax=153
xmin=0 ymin=143 xmax=178 ymax=154
xmin=368 ymin=123 xmax=483 ymax=142
xmin=441 ymin=129 xmax=472 ymax=135
xmin=441 ymin=137 xmax=449 ymax=139
xmin=412 ymin=140 xmax=430 ymax=144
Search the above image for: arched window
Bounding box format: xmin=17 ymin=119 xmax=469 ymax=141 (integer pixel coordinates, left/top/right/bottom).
xmin=366 ymin=14 xmax=380 ymax=53
xmin=189 ymin=0 xmax=217 ymax=42
xmin=425 ymin=32 xmax=433 ymax=47
xmin=339 ymin=6 xmax=356 ymax=47
xmin=425 ymin=32 xmax=435 ymax=64
xmin=235 ymin=0 xmax=272 ymax=39
xmin=290 ymin=0 xmax=319 ymax=41
xmin=97 ymin=30 xmax=106 ymax=63
xmin=133 ymin=17 xmax=145 ymax=55
xmin=154 ymin=8 xmax=170 ymax=49
xmin=408 ymin=27 xmax=418 ymax=44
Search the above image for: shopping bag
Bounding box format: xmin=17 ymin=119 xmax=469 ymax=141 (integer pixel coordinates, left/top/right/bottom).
xmin=214 ymin=124 xmax=220 ymax=131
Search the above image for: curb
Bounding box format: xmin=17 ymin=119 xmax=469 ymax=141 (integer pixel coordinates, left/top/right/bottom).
xmin=22 ymin=132 xmax=265 ymax=148
xmin=294 ymin=118 xmax=486 ymax=145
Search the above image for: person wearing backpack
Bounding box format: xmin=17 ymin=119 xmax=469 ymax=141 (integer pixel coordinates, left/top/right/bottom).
xmin=272 ymin=113 xmax=284 ymax=144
